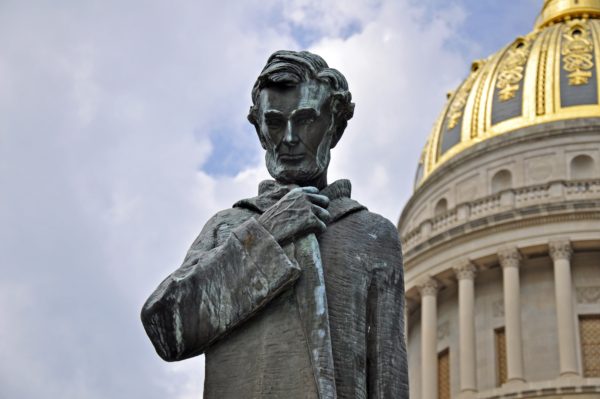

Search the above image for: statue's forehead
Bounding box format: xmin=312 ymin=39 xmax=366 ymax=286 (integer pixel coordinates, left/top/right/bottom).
xmin=259 ymin=81 xmax=329 ymax=112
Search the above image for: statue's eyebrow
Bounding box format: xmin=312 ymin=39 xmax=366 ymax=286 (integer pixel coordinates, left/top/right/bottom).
xmin=291 ymin=107 xmax=319 ymax=118
xmin=263 ymin=110 xmax=284 ymax=119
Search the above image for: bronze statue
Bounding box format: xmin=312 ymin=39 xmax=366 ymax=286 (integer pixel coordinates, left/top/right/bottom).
xmin=141 ymin=50 xmax=408 ymax=398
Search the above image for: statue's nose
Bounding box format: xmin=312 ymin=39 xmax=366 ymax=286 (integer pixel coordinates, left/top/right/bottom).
xmin=282 ymin=121 xmax=299 ymax=146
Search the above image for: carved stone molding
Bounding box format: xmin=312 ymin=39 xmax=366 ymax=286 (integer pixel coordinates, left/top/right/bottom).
xmin=576 ymin=287 xmax=600 ymax=304
xmin=418 ymin=277 xmax=439 ymax=297
xmin=498 ymin=246 xmax=522 ymax=268
xmin=549 ymin=239 xmax=572 ymax=261
xmin=453 ymin=260 xmax=477 ymax=280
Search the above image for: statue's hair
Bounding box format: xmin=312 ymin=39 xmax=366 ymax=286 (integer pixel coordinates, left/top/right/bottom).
xmin=248 ymin=50 xmax=355 ymax=146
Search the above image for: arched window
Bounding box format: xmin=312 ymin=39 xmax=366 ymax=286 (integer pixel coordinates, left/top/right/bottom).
xmin=434 ymin=198 xmax=448 ymax=216
xmin=570 ymin=154 xmax=595 ymax=179
xmin=491 ymin=170 xmax=512 ymax=194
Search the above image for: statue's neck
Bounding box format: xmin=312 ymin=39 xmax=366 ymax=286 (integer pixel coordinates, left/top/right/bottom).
xmin=307 ymin=172 xmax=328 ymax=190
xmin=278 ymin=171 xmax=328 ymax=190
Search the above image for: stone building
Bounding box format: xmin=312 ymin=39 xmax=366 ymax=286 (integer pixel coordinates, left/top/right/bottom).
xmin=398 ymin=1 xmax=600 ymax=399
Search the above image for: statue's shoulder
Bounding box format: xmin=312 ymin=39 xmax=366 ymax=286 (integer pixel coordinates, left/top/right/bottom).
xmin=344 ymin=207 xmax=400 ymax=246
xmin=208 ymin=207 xmax=257 ymax=225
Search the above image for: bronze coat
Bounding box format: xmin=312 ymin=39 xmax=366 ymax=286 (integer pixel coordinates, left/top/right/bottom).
xmin=141 ymin=180 xmax=408 ymax=399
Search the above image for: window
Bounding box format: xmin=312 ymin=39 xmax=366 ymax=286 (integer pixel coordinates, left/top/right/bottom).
xmin=495 ymin=327 xmax=507 ymax=386
xmin=491 ymin=170 xmax=512 ymax=194
xmin=570 ymin=154 xmax=595 ymax=179
xmin=580 ymin=315 xmax=600 ymax=377
xmin=434 ymin=198 xmax=448 ymax=217
xmin=438 ymin=349 xmax=450 ymax=399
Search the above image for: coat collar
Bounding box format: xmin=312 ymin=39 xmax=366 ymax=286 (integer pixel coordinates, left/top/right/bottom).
xmin=233 ymin=179 xmax=366 ymax=222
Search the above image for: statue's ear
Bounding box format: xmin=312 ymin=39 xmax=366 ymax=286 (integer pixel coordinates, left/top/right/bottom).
xmin=329 ymin=95 xmax=355 ymax=149
xmin=248 ymin=106 xmax=267 ymax=150
xmin=330 ymin=126 xmax=343 ymax=149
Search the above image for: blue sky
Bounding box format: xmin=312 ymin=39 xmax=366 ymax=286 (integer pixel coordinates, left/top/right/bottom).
xmin=0 ymin=1 xmax=543 ymax=398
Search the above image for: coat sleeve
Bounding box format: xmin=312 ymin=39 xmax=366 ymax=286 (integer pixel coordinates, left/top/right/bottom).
xmin=366 ymin=217 xmax=409 ymax=399
xmin=141 ymin=212 xmax=301 ymax=362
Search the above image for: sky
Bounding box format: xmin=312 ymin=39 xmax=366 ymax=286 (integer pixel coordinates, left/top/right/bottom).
xmin=0 ymin=0 xmax=539 ymax=398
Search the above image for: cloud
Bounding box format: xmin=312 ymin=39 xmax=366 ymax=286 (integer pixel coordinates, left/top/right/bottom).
xmin=0 ymin=0 xmax=488 ymax=397
xmin=0 ymin=1 xmax=279 ymax=397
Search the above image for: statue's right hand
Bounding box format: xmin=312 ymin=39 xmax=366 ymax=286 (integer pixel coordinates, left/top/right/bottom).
xmin=257 ymin=187 xmax=330 ymax=244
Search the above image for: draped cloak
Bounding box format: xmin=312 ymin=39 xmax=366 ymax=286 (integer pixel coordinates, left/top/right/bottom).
xmin=141 ymin=179 xmax=408 ymax=399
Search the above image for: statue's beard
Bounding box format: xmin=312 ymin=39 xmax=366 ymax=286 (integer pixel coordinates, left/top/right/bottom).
xmin=265 ymin=127 xmax=333 ymax=186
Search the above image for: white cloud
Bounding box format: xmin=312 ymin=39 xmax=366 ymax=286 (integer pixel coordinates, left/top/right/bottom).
xmin=0 ymin=0 xmax=478 ymax=397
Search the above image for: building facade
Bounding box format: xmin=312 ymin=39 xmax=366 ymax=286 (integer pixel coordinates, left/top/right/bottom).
xmin=398 ymin=1 xmax=600 ymax=399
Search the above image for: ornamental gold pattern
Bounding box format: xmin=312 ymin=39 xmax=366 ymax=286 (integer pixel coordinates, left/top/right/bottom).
xmin=446 ymin=65 xmax=482 ymax=130
xmin=415 ymin=1 xmax=600 ymax=190
xmin=536 ymin=29 xmax=552 ymax=115
xmin=562 ymin=20 xmax=595 ymax=85
xmin=471 ymin=68 xmax=489 ymax=137
xmin=496 ymin=36 xmax=535 ymax=101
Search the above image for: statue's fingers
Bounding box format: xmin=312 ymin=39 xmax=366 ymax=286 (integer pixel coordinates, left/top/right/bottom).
xmin=300 ymin=186 xmax=319 ymax=194
xmin=310 ymin=217 xmax=327 ymax=234
xmin=306 ymin=193 xmax=330 ymax=208
xmin=312 ymin=204 xmax=331 ymax=224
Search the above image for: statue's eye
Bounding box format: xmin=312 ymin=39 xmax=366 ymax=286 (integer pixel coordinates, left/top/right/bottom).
xmin=266 ymin=119 xmax=284 ymax=129
xmin=298 ymin=117 xmax=315 ymax=125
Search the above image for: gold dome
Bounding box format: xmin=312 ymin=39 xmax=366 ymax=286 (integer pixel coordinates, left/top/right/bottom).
xmin=415 ymin=0 xmax=600 ymax=188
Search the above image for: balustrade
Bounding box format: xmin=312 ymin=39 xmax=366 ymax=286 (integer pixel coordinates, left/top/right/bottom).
xmin=402 ymin=179 xmax=600 ymax=252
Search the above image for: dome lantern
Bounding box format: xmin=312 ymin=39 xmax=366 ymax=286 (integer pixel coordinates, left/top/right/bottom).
xmin=535 ymin=0 xmax=600 ymax=29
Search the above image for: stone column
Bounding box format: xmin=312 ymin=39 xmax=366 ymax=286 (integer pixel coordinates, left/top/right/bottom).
xmin=454 ymin=261 xmax=478 ymax=396
xmin=549 ymin=239 xmax=579 ymax=377
xmin=419 ymin=277 xmax=439 ymax=399
xmin=498 ymin=247 xmax=525 ymax=384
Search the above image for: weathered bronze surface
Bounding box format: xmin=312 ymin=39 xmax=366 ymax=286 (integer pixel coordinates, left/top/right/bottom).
xmin=141 ymin=50 xmax=408 ymax=399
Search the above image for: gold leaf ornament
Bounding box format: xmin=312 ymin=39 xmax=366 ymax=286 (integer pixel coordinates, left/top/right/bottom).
xmin=496 ymin=38 xmax=533 ymax=102
xmin=562 ymin=22 xmax=594 ymax=86
xmin=446 ymin=62 xmax=484 ymax=130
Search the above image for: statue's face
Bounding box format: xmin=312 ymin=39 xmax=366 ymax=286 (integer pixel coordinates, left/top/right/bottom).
xmin=257 ymin=81 xmax=334 ymax=185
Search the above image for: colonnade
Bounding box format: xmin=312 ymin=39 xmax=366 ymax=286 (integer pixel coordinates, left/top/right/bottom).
xmin=415 ymin=239 xmax=579 ymax=399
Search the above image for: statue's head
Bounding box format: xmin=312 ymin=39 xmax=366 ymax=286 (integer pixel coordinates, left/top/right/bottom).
xmin=248 ymin=50 xmax=354 ymax=186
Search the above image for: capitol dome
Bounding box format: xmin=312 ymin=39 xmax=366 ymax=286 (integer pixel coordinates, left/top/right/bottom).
xmin=415 ymin=0 xmax=600 ymax=187
xmin=398 ymin=1 xmax=600 ymax=399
